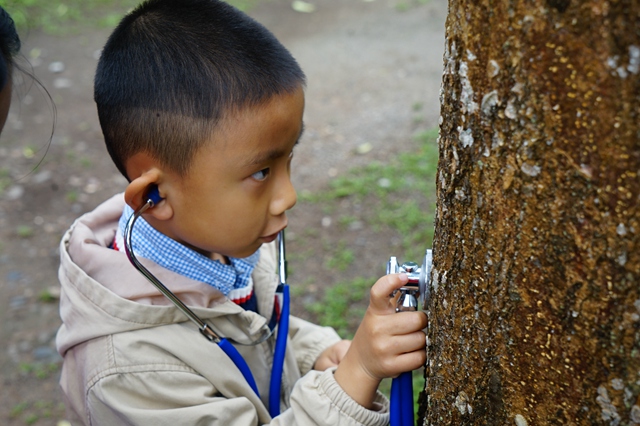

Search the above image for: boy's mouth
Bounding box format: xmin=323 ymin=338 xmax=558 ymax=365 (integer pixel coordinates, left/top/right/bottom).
xmin=261 ymin=226 xmax=286 ymax=243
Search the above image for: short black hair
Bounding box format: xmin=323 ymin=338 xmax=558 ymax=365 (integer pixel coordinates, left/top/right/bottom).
xmin=95 ymin=0 xmax=305 ymax=179
xmin=0 ymin=6 xmax=21 ymax=90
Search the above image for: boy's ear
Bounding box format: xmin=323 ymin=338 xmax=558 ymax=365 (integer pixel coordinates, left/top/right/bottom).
xmin=124 ymin=169 xmax=174 ymax=221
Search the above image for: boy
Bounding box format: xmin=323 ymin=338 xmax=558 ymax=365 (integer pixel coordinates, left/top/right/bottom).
xmin=56 ymin=0 xmax=427 ymax=424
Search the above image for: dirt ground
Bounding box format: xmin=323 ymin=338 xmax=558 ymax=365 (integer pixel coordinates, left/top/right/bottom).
xmin=0 ymin=0 xmax=446 ymax=423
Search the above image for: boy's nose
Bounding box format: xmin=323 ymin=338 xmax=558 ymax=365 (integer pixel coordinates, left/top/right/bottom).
xmin=271 ymin=174 xmax=297 ymax=216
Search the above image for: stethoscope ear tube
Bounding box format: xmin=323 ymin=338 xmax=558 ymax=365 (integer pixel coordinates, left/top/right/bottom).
xmin=124 ymin=196 xmax=290 ymax=416
xmin=124 ymin=201 xmax=220 ymax=341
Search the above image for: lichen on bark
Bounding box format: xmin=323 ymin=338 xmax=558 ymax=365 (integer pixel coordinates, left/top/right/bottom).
xmin=421 ymin=1 xmax=640 ymax=425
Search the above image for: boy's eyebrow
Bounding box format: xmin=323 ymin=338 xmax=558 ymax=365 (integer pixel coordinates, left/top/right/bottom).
xmin=244 ymin=123 xmax=305 ymax=167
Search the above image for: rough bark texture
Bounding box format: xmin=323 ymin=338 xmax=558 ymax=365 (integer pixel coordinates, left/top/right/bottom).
xmin=419 ymin=1 xmax=640 ymax=425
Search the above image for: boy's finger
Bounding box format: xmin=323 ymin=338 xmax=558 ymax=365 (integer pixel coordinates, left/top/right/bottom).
xmin=396 ymin=330 xmax=428 ymax=354
xmin=392 ymin=349 xmax=427 ymax=375
xmin=373 ymin=311 xmax=427 ymax=336
xmin=369 ymin=273 xmax=409 ymax=313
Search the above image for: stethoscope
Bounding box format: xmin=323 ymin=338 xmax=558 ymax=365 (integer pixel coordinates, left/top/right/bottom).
xmin=123 ymin=185 xmax=289 ymax=418
xmin=387 ymin=250 xmax=432 ymax=426
xmin=124 ymin=186 xmax=430 ymax=424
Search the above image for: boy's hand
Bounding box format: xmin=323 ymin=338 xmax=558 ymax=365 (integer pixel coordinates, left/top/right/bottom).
xmin=333 ymin=273 xmax=427 ymax=409
xmin=313 ymin=340 xmax=351 ymax=371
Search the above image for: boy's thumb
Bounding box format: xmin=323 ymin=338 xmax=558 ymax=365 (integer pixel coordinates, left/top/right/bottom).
xmin=369 ymin=273 xmax=408 ymax=312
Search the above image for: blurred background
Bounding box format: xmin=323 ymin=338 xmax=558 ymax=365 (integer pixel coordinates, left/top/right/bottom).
xmin=0 ymin=0 xmax=445 ymax=424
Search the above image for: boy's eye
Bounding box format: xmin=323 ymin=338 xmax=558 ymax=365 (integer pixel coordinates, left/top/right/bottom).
xmin=251 ymin=168 xmax=270 ymax=181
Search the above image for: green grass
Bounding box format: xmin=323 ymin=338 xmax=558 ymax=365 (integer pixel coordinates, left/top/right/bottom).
xmin=298 ymin=127 xmax=438 ymax=414
xmin=4 ymin=0 xmax=139 ymax=34
xmin=38 ymin=288 xmax=57 ymax=303
xmin=4 ymin=0 xmax=260 ymax=34
xmin=394 ymin=0 xmax=431 ymax=12
xmin=10 ymin=399 xmax=64 ymax=425
xmin=19 ymin=362 xmax=60 ymax=379
xmin=301 ymin=127 xmax=439 ymax=260
xmin=306 ymin=276 xmax=372 ymax=338
xmin=10 ymin=402 xmax=28 ymax=418
xmin=0 ymin=168 xmax=11 ymax=194
xmin=16 ymin=224 xmax=34 ymax=238
xmin=66 ymin=189 xmax=78 ymax=203
xmin=324 ymin=240 xmax=355 ymax=271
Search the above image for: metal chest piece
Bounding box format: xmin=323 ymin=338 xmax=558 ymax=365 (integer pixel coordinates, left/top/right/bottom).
xmin=387 ymin=249 xmax=433 ymax=312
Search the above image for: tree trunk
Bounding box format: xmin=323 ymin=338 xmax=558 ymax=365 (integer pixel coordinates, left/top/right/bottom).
xmin=419 ymin=1 xmax=640 ymax=425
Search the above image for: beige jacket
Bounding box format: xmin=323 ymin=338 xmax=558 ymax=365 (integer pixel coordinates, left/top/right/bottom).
xmin=56 ymin=194 xmax=390 ymax=425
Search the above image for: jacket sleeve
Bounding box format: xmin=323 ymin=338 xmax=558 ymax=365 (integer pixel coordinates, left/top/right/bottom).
xmin=277 ymin=318 xmax=390 ymax=425
xmin=86 ymin=367 xmax=389 ymax=426
xmin=272 ymin=369 xmax=390 ymax=426
xmin=288 ymin=315 xmax=342 ymax=375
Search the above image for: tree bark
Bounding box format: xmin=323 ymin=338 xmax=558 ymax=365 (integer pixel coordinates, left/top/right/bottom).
xmin=420 ymin=1 xmax=640 ymax=425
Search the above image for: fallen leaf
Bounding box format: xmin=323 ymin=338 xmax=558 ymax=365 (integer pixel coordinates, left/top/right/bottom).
xmin=292 ymin=0 xmax=316 ymax=13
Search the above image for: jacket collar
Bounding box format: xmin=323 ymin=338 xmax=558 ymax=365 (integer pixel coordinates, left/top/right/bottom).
xmin=56 ymin=193 xmax=280 ymax=354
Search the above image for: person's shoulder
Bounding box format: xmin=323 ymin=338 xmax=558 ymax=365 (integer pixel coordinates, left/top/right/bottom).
xmin=68 ymin=193 xmax=126 ymax=228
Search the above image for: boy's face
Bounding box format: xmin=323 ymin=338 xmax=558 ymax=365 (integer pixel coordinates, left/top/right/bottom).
xmin=161 ymin=87 xmax=304 ymax=259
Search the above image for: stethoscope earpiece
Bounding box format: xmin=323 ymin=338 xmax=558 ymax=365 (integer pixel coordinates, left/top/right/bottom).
xmin=146 ymin=185 xmax=163 ymax=206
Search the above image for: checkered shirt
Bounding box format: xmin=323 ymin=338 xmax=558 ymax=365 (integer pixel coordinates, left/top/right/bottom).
xmin=117 ymin=204 xmax=260 ymax=299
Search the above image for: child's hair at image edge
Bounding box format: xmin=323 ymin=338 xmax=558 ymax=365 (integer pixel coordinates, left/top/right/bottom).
xmin=0 ymin=6 xmax=55 ymax=166
xmin=0 ymin=6 xmax=21 ymax=91
xmin=95 ymin=0 xmax=306 ymax=180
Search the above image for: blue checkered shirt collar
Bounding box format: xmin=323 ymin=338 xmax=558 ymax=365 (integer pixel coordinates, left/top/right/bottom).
xmin=117 ymin=204 xmax=260 ymax=297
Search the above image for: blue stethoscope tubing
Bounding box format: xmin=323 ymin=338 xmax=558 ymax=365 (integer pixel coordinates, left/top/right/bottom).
xmin=123 ymin=186 xmax=288 ymax=418
xmin=390 ymin=371 xmax=414 ymax=426
xmin=219 ymin=289 xmax=290 ymax=418
xmin=268 ymin=231 xmax=290 ymax=417
xmin=218 ymin=338 xmax=261 ymax=396
xmin=269 ymin=283 xmax=289 ymax=417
